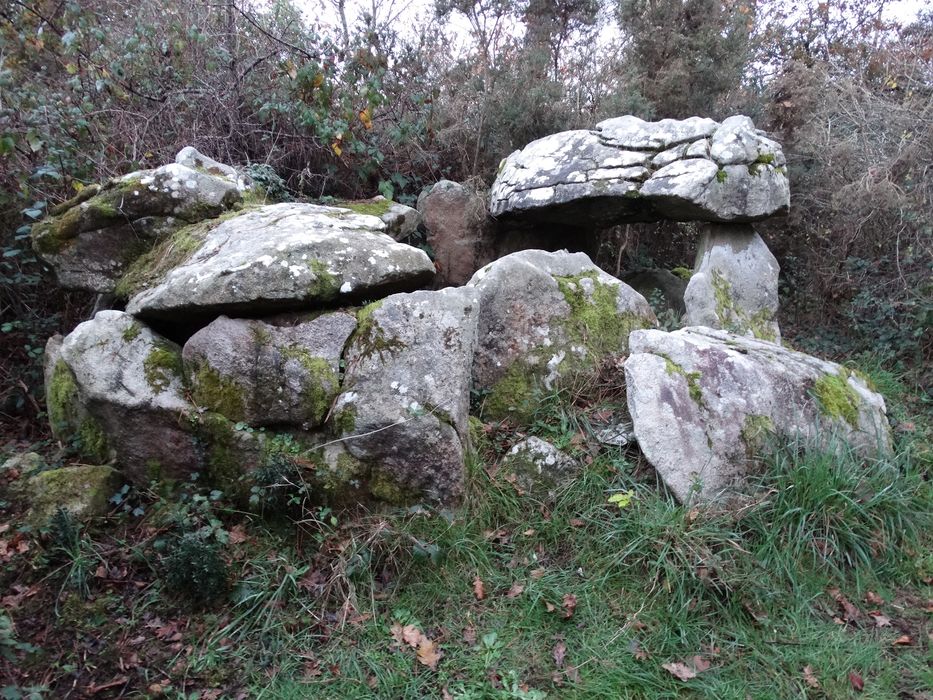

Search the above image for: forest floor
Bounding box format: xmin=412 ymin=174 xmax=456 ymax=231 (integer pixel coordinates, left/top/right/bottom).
xmin=0 ymin=351 xmax=930 ymax=699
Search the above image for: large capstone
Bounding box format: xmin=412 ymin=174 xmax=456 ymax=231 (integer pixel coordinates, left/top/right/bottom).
xmin=624 ymin=327 xmax=892 ymax=504
xmin=125 ymin=202 xmax=435 ymax=322
xmin=684 ymin=224 xmax=781 ymax=341
xmin=332 ymin=287 xmax=479 ymax=504
xmin=183 ymin=312 xmax=357 ymax=427
xmin=467 ymin=250 xmax=655 ymax=420
xmin=49 ymin=310 xmax=200 ymax=484
xmin=489 ymin=115 xmax=788 ymax=225
xmin=32 ymin=164 xmax=242 ymax=292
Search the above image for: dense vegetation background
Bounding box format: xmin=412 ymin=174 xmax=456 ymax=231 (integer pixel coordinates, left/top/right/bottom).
xmin=1 ymin=0 xmax=931 ymax=434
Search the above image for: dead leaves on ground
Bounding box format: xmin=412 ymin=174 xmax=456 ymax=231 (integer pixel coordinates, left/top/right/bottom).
xmin=662 ymin=655 xmax=711 ymax=681
xmin=389 ymin=623 xmax=444 ymax=670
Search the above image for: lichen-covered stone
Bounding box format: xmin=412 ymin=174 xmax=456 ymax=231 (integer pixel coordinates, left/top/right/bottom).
xmin=54 ymin=310 xmax=200 ymax=483
xmin=335 ymin=196 xmax=422 ymax=240
xmin=25 ymin=464 xmax=119 ymax=526
xmin=500 ymin=437 xmax=579 ymax=499
xmin=333 ymin=286 xmax=479 ymax=504
xmin=183 ymin=312 xmax=357 ymax=427
xmin=489 ymin=115 xmax=789 ymax=225
xmin=32 ymin=163 xmax=242 ymax=292
xmin=126 ymin=202 xmax=435 ymax=322
xmin=624 ymin=326 xmax=892 ymax=504
xmin=684 ymin=224 xmax=781 ymax=341
xmin=175 ymin=146 xmax=250 ymax=190
xmin=467 ymin=250 xmax=655 ymax=421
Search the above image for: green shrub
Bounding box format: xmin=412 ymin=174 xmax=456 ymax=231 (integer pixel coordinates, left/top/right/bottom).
xmin=163 ymin=533 xmax=230 ymax=606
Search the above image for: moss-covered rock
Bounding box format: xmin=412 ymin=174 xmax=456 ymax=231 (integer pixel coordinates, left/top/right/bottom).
xmin=467 ymin=250 xmax=655 ymax=424
xmin=812 ymin=371 xmax=861 ymax=428
xmin=25 ymin=465 xmax=119 ymax=526
xmin=32 ymin=163 xmax=241 ymax=293
xmin=625 ymin=326 xmax=893 ymax=505
xmin=182 ymin=313 xmax=356 ymax=427
xmin=52 ymin=310 xmax=201 ymax=484
xmin=684 ymin=225 xmax=781 ymax=342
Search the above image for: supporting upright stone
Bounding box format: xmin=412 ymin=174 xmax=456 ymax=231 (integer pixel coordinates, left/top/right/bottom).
xmin=683 ymin=224 xmax=781 ymax=342
xmin=418 ymin=180 xmax=495 ymax=287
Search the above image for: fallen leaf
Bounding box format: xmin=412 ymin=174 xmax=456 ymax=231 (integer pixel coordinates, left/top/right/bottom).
xmin=473 ymin=576 xmax=486 ymax=600
xmin=416 ymin=638 xmax=443 ymax=670
xmin=552 ymin=641 xmax=566 ymax=668
xmin=803 ymin=666 xmax=820 ymax=689
xmin=831 ymin=589 xmax=860 ymax=622
xmin=628 ymin=639 xmax=648 ymax=660
xmin=892 ymin=635 xmax=912 ymax=646
xmin=569 ymin=518 xmax=584 ymax=527
xmin=869 ymin=612 xmax=891 ymax=627
xmin=662 ymin=662 xmax=697 ymax=681
xmin=462 ymin=626 xmax=477 ymax=646
xmin=390 ymin=623 xmax=405 ymax=645
xmin=561 ymin=593 xmax=577 ymax=619
xmin=662 ymin=656 xmax=711 ymax=681
xmin=402 ymin=624 xmax=422 ymax=648
xmin=522 ymin=528 xmax=536 ymax=536
xmin=506 ymin=582 xmax=525 ymax=598
xmin=545 ymin=602 xmax=556 ymax=613
xmin=864 ymin=591 xmax=884 ymax=605
xmin=849 ymin=671 xmax=864 ymax=691
xmin=530 ymin=568 xmax=546 ymax=580
xmin=228 ymin=525 xmax=248 ymax=544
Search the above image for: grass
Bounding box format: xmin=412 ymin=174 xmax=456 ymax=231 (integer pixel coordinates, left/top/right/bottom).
xmin=0 ymin=354 xmax=930 ymax=697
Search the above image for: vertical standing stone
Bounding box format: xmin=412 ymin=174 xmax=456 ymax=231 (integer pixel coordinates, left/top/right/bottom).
xmin=418 ymin=181 xmax=495 ymax=287
xmin=683 ymin=223 xmax=781 ymax=342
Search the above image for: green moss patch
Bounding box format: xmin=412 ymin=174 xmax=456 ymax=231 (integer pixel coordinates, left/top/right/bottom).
xmin=352 ymin=301 xmax=406 ymax=360
xmin=77 ymin=418 xmax=111 ymax=464
xmin=189 ymin=363 xmax=247 ymax=422
xmin=664 ymin=357 xmax=703 ymax=404
xmin=741 ymin=414 xmax=775 ymax=451
xmin=306 ymin=259 xmax=340 ymax=302
xmin=368 ymin=469 xmax=418 ymax=505
xmin=25 ymin=464 xmax=118 ymax=526
xmin=555 ymin=271 xmax=652 ymax=356
xmin=335 ymin=199 xmax=393 ymax=217
xmin=711 ymin=270 xmax=776 ymax=342
xmin=115 ymin=220 xmax=207 ymax=298
xmin=812 ymin=371 xmax=861 ymax=428
xmin=332 ymin=403 xmax=358 ymax=435
xmin=280 ymin=345 xmax=339 ymax=424
xmin=482 ymin=361 xmax=537 ymax=423
xmin=47 ymin=360 xmax=81 ymax=438
xmin=143 ymin=344 xmax=184 ymax=394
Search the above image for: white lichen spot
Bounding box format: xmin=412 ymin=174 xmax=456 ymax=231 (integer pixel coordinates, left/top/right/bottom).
xmin=544 ymin=351 xmax=566 ymax=389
